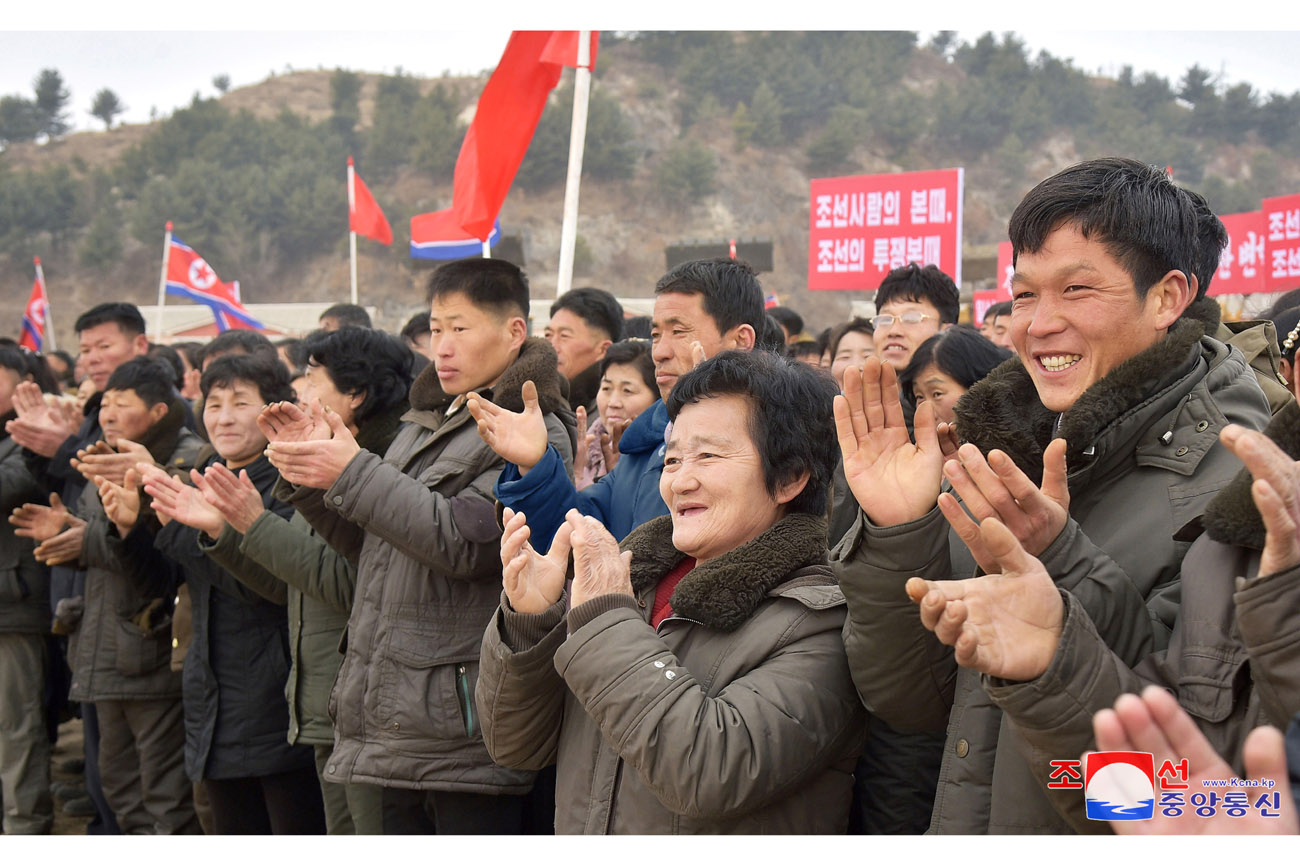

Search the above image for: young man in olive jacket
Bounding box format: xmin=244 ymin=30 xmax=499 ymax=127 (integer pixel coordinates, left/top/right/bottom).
xmin=265 ymin=259 xmax=574 ymax=834
xmin=834 ymin=157 xmax=1274 ymax=833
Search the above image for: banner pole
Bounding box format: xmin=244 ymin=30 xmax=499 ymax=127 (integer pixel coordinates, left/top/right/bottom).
xmin=555 ymin=31 xmax=592 ymax=299
xmin=155 ymin=222 xmax=172 ymax=341
xmin=348 ymin=158 xmax=359 ymax=306
xmin=34 ymin=257 xmax=55 ymax=352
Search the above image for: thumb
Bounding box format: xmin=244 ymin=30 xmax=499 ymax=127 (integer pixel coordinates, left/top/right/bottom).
xmin=48 ymin=492 xmax=63 ymax=510
xmin=978 ymin=517 xmax=1037 ymax=577
xmin=239 ymin=469 xmax=254 ymax=489
xmin=123 ymin=468 xmax=140 ymax=493
xmin=576 ymin=405 xmax=586 ymax=428
xmin=691 ymin=341 xmax=707 ymax=367
xmin=547 ymin=521 xmax=575 ymax=570
xmin=521 ymin=380 xmax=540 ymax=414
xmin=1041 ymin=438 xmax=1069 ymax=504
xmin=324 ymin=406 xmax=350 ymax=437
xmin=1241 ymin=725 xmax=1289 ymax=790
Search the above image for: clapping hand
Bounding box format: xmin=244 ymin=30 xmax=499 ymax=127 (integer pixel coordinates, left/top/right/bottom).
xmin=6 ymin=381 xmax=73 ymax=457
xmin=194 ymin=463 xmax=265 ymax=534
xmin=138 ymin=463 xmax=226 ymax=539
xmin=500 ymin=507 xmax=570 ymax=615
xmin=834 ymin=358 xmax=945 ymax=526
xmin=906 ymin=517 xmax=1063 ymax=681
xmin=96 ymin=468 xmax=142 ymax=537
xmin=1221 ymin=423 xmax=1300 ymax=578
xmin=466 ymin=381 xmax=549 ymax=474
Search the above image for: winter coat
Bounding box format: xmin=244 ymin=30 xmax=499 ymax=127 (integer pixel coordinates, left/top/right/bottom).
xmin=495 ymin=398 xmax=669 ymax=551
xmin=986 ymin=399 xmax=1300 ymax=832
xmin=199 ymin=402 xmax=406 ymax=746
xmin=116 ymin=452 xmax=312 ymax=782
xmin=835 ymin=297 xmax=1274 ymax=834
xmin=280 ymin=337 xmax=574 ymax=792
xmin=68 ymin=401 xmax=201 ymax=702
xmin=0 ymin=427 xmax=47 ymax=634
xmin=477 ymin=512 xmax=867 ymax=834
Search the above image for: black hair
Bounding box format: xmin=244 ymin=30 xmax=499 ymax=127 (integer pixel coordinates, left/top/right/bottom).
xmin=598 ymin=339 xmax=656 ymax=393
xmin=320 ymin=303 xmax=372 ymax=329
xmin=170 ymin=342 xmax=203 ymax=372
xmin=197 ymin=329 xmax=281 ymax=372
xmin=426 ymin=258 xmax=530 ymax=321
xmin=400 ymin=312 xmax=431 ymax=343
xmin=622 ymin=315 xmax=652 ymax=339
xmin=758 ymin=315 xmax=788 ymax=353
xmin=1264 ymin=289 xmax=1300 ymax=321
xmin=146 ymin=343 xmax=185 ymax=390
xmin=789 ymin=340 xmax=822 ymax=361
xmin=1188 ymin=186 xmax=1229 ymax=298
xmin=200 ymin=354 xmax=295 ymax=405
xmin=653 ymin=258 xmax=765 ymax=337
xmin=899 ymin=326 xmax=1013 ymax=402
xmin=46 ymin=349 xmax=75 ymax=386
xmin=1273 ymin=306 xmax=1300 ymax=364
xmin=1008 ymin=157 xmax=1201 ymax=301
xmin=984 ymin=301 xmax=1012 ymax=322
xmin=105 ymin=357 xmax=179 ymax=409
xmin=768 ymin=306 xmax=804 ymax=339
xmin=666 ymin=350 xmax=840 ymax=518
xmin=874 ymin=264 xmax=960 ymax=324
xmin=74 ymin=302 xmax=145 ymax=337
xmin=302 ymin=327 xmax=414 ymax=426
xmin=827 ymin=317 xmax=874 ymax=361
xmin=550 ymin=287 xmax=624 ymax=343
xmin=0 ymin=346 xmax=59 ymax=395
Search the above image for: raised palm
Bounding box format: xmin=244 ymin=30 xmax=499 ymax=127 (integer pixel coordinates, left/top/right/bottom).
xmin=10 ymin=492 xmax=73 ymax=542
xmin=835 ymin=358 xmax=944 ymax=526
xmin=500 ymin=507 xmax=570 ymax=615
xmin=257 ymin=400 xmax=330 ymax=444
xmin=466 ymin=381 xmax=549 ymax=473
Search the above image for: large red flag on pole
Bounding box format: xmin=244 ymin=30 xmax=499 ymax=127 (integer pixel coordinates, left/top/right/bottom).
xmin=442 ymin=31 xmax=599 ymax=244
xmin=19 ymin=257 xmax=51 ymax=352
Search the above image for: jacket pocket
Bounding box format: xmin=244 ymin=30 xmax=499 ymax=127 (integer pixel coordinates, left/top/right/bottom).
xmin=377 ymin=629 xmax=473 ymax=745
xmin=114 ymin=612 xmax=174 ymax=678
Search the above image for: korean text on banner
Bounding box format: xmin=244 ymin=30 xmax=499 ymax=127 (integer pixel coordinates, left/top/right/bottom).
xmin=1209 ymin=211 xmax=1267 ymax=297
xmin=1262 ymin=193 xmax=1300 ymax=293
xmin=809 ymin=167 xmax=964 ymax=291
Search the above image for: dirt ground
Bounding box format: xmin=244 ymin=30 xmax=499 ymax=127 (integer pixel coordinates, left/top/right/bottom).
xmin=49 ymin=717 xmax=89 ymax=835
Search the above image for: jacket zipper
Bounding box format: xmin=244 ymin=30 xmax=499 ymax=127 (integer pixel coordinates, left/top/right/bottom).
xmin=456 ymin=663 xmax=477 ymax=738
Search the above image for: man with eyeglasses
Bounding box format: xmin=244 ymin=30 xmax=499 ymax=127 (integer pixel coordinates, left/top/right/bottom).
xmin=871 ymin=264 xmax=959 ymax=372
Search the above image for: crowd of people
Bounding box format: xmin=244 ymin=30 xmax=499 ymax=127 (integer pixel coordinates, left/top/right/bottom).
xmin=1 ymin=156 xmax=1299 ymax=836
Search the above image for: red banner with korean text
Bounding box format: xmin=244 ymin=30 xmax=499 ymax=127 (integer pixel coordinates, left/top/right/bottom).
xmin=1208 ymin=210 xmax=1266 ymax=297
xmin=808 ymin=168 xmax=964 ymax=291
xmin=974 ymin=241 xmax=1015 ymax=323
xmin=1263 ymin=193 xmax=1300 ymax=293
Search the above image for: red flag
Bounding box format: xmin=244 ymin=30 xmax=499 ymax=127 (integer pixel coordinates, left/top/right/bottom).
xmin=348 ymin=156 xmax=392 ymax=246
xmin=449 ymin=31 xmax=599 ymax=241
xmin=19 ymin=259 xmax=48 ymax=352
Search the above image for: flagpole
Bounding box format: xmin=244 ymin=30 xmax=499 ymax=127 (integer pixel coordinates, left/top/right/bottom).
xmin=482 ymin=240 xmax=491 ymax=259
xmin=555 ymin=30 xmax=592 ymax=300
xmin=155 ymin=222 xmax=172 ymax=341
xmin=347 ymin=157 xmax=359 ymax=306
xmin=33 ymin=257 xmax=54 ymax=352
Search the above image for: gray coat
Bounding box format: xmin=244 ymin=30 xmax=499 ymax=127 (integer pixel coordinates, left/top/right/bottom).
xmin=836 ymin=298 xmax=1274 ymax=834
xmin=478 ymin=512 xmax=867 ymax=834
xmin=283 ymin=338 xmax=574 ymax=791
xmin=0 ymin=432 xmax=47 ymax=634
xmin=68 ymin=405 xmax=202 ymax=702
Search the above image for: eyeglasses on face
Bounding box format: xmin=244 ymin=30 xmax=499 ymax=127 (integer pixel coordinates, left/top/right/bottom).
xmin=869 ymin=311 xmax=934 ymax=329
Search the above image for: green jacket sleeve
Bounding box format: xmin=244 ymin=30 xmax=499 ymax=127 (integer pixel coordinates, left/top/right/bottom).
xmin=832 ymin=505 xmax=958 ymax=733
xmin=230 ymin=511 xmax=357 ymax=616
xmin=197 ymin=523 xmax=289 ymax=606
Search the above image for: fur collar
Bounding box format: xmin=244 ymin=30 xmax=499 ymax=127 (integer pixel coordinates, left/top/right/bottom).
xmin=621 ymin=512 xmax=832 ymax=632
xmin=408 ymin=336 xmax=569 ymax=417
xmin=954 ymin=295 xmax=1220 ymax=484
xmin=1200 ymin=399 xmax=1300 ymax=550
xmin=355 ymin=399 xmax=408 ymax=455
xmin=566 ymin=361 xmax=603 ymax=412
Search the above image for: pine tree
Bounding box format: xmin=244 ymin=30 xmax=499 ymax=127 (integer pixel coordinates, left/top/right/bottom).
xmin=90 ymin=89 xmax=125 ymax=130
xmin=33 ymin=68 xmax=70 ymax=139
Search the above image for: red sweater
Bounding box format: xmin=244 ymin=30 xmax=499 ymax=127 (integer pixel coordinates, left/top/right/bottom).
xmin=650 ymin=557 xmax=696 ymax=628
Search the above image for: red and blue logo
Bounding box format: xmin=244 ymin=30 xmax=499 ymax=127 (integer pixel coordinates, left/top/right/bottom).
xmin=1085 ymin=751 xmax=1155 ymax=821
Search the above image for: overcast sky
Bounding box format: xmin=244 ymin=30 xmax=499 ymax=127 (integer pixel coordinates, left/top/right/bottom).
xmin=3 ymin=4 xmax=1298 ymax=131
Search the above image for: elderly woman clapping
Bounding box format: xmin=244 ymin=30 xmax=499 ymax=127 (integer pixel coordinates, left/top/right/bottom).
xmin=476 ymin=350 xmax=866 ymax=834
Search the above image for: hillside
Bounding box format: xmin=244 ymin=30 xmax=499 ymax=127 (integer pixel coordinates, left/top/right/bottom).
xmin=3 ymin=31 xmax=1300 ymax=348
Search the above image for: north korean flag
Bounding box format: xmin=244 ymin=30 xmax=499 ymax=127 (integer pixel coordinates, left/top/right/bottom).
xmin=18 ymin=273 xmax=48 ymax=352
xmin=165 ymin=237 xmax=261 ymax=331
